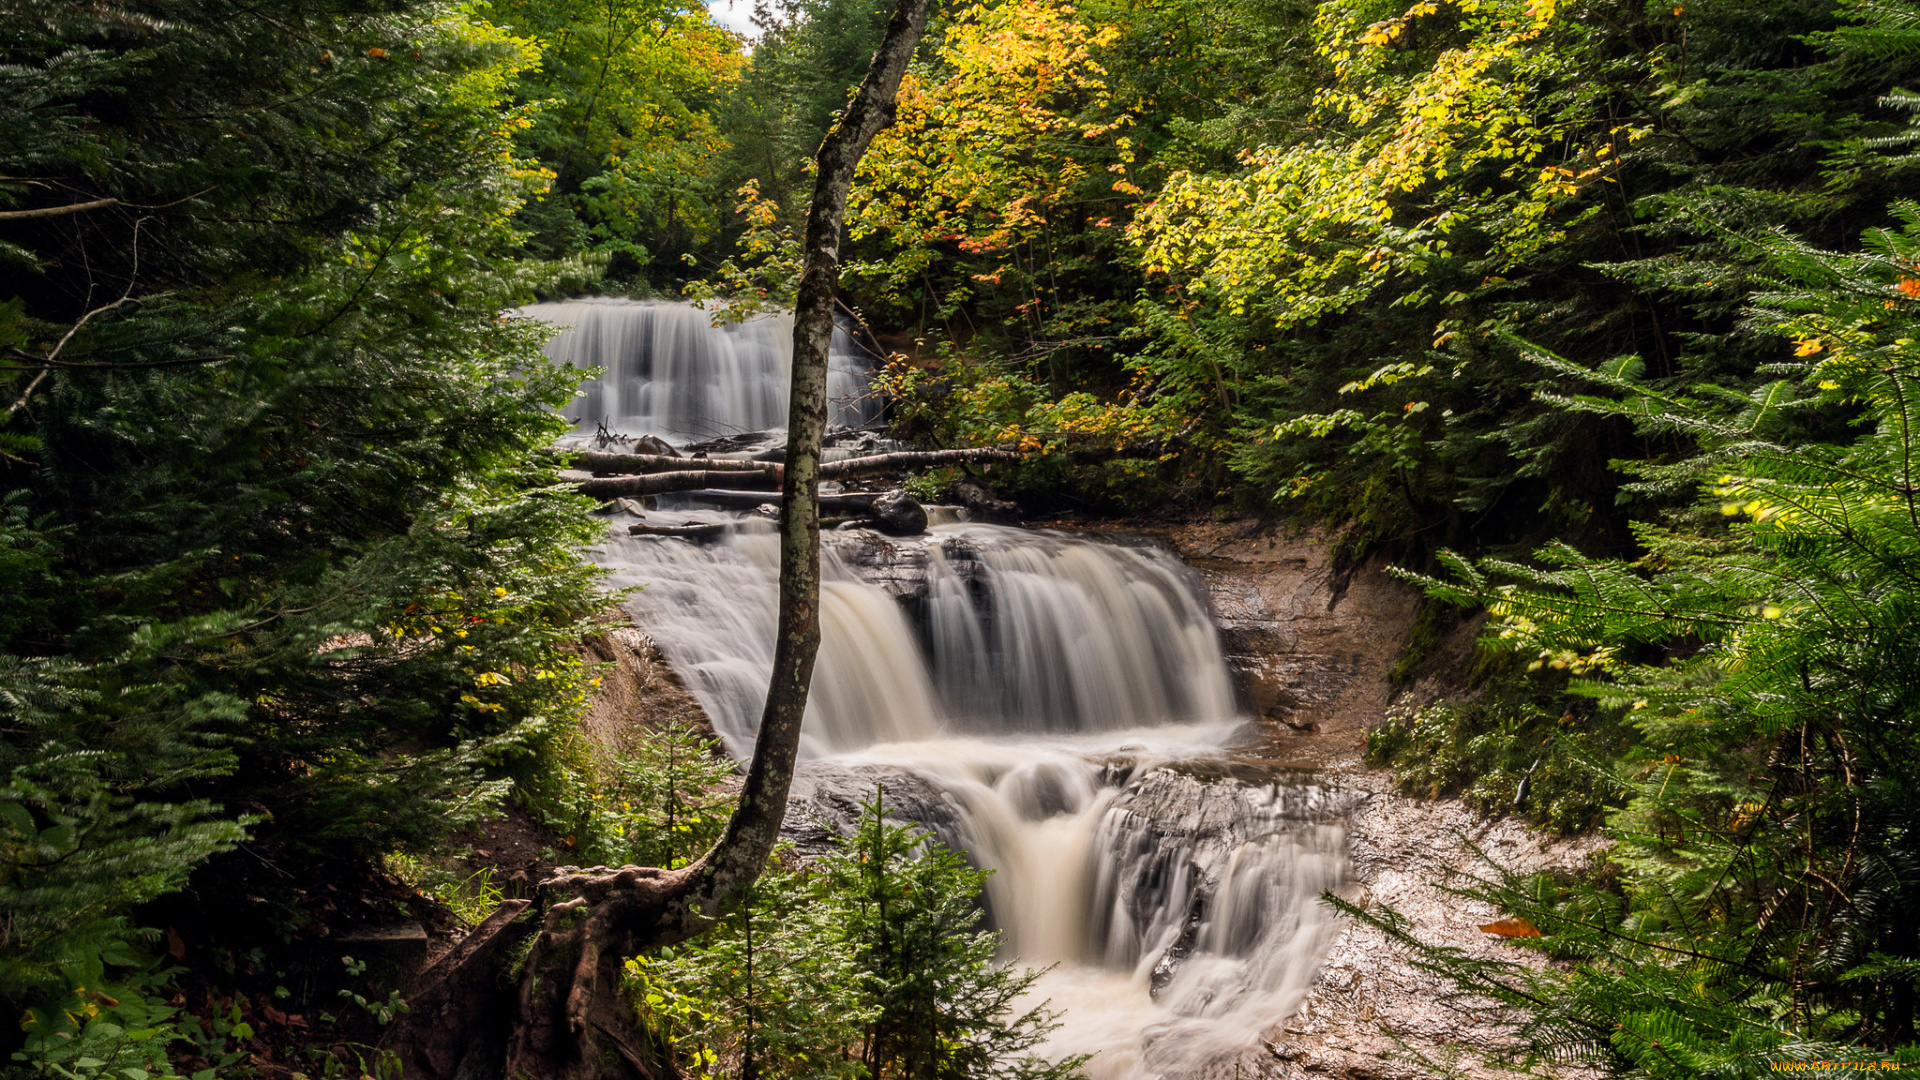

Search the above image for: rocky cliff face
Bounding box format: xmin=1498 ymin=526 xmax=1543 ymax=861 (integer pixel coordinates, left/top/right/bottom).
xmin=1148 ymin=523 xmax=1426 ymax=748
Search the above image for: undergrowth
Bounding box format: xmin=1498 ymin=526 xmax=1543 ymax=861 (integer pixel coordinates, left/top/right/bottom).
xmin=1365 ymin=684 xmax=1638 ymax=836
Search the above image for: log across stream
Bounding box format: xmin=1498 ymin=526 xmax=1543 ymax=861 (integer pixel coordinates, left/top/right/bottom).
xmin=593 ymin=511 xmax=1360 ymax=1078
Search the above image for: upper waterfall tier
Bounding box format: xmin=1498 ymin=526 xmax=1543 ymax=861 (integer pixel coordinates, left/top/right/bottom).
xmin=520 ymin=299 xmax=878 ymax=443
xmin=593 ymin=523 xmax=1241 ymax=757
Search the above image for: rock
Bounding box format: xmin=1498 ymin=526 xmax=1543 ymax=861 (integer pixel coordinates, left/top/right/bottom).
xmin=781 ymin=761 xmax=967 ymax=862
xmin=830 ymin=530 xmax=932 ymax=599
xmin=944 ymin=476 xmax=1020 ymax=524
xmin=333 ymin=922 xmax=429 ymax=949
xmin=634 ymin=434 xmax=678 ymax=457
xmin=869 ymin=489 xmax=928 ymax=536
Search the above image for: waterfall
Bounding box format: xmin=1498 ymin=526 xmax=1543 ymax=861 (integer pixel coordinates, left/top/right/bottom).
xmin=923 ymin=533 xmax=1238 ymax=733
xmin=594 ymin=520 xmax=1351 ymax=1078
xmin=519 ymin=299 xmax=879 ymax=442
xmin=596 ymin=524 xmax=1239 ymax=756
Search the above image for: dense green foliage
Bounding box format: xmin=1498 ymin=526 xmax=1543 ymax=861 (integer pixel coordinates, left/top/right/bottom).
xmin=1 ymin=0 xmax=606 ymax=1068
xmin=479 ymin=0 xmax=743 ymax=276
xmin=1353 ymin=204 xmax=1920 ymax=1070
xmin=731 ymin=0 xmax=1920 ymax=1067
xmin=1366 ymin=690 xmax=1638 ymax=836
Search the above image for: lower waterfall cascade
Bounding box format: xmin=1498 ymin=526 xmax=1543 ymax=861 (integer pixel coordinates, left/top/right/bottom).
xmin=594 ymin=518 xmax=1358 ymax=1078
xmin=519 ymin=298 xmax=880 ymax=443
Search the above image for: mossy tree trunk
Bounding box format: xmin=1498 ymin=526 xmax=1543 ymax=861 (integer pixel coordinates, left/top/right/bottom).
xmin=380 ymin=1 xmax=931 ymax=1074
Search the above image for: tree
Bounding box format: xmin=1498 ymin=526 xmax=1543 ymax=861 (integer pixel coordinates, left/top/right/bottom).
xmin=637 ymin=860 xmax=873 ymax=1080
xmin=600 ymin=721 xmax=740 ymax=871
xmin=1 ymin=0 xmax=608 ymax=1066
xmin=380 ymin=0 xmax=935 ymax=1073
xmin=631 ymin=793 xmax=1083 ymax=1080
xmin=482 ymin=0 xmax=746 ymax=275
xmin=828 ymin=794 xmax=1082 ymax=1080
xmin=849 ymin=0 xmax=1132 ymax=353
xmin=1357 ymin=202 xmax=1920 ymax=1071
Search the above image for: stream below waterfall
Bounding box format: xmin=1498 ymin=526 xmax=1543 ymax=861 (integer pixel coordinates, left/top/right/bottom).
xmin=593 ymin=513 xmax=1360 ymax=1079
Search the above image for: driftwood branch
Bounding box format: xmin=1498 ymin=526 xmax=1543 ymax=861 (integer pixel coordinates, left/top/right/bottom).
xmin=627 ymin=521 xmax=733 ymax=539
xmin=571 ymin=445 xmax=1025 ymax=497
xmin=822 ymin=446 xmax=1022 ymax=478
xmin=7 ymin=220 xmax=144 ymax=420
xmin=628 ymin=490 xmax=881 ymax=514
xmin=567 ymin=451 xmax=765 ymax=473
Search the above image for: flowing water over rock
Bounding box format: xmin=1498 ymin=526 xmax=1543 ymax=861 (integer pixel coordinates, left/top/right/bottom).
xmin=594 ymin=520 xmax=1359 ymax=1078
xmin=519 ymin=299 xmax=879 ymax=442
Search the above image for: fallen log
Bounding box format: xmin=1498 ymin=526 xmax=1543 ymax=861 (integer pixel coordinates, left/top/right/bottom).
xmin=575 ymin=469 xmax=782 ymax=499
xmin=628 ymin=522 xmax=733 ymax=539
xmin=570 ymin=439 xmax=1172 ymax=498
xmin=568 ymin=445 xmax=1023 ymax=479
xmin=567 ymin=451 xmax=768 ymax=474
xmin=819 ymin=446 xmax=1020 ymax=479
xmin=654 ymin=489 xmax=881 ymax=514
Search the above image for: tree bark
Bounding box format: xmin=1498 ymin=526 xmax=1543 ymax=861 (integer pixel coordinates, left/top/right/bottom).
xmin=626 ymin=521 xmax=734 ymax=539
xmin=576 ymin=445 xmax=1024 ymax=478
xmin=382 ymin=3 xmax=932 ymax=1077
xmin=822 ymin=446 xmax=1023 ymax=479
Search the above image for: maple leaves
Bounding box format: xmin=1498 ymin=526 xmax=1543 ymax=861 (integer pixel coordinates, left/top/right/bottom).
xmin=485 ymin=0 xmax=745 ymax=253
xmin=848 ymin=0 xmax=1134 ymax=307
xmin=1131 ymin=0 xmax=1607 ymax=328
xmin=1479 ymin=917 xmax=1543 ymax=938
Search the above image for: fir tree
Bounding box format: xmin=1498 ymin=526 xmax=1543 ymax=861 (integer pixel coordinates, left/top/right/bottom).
xmin=1366 ymin=202 xmax=1920 ymax=1072
xmin=827 ymin=792 xmax=1085 ymax=1080
xmin=1 ymin=0 xmax=607 ymax=1055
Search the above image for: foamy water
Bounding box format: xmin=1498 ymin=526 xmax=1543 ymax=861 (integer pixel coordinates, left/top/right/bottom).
xmin=593 ymin=518 xmax=1349 ymax=1077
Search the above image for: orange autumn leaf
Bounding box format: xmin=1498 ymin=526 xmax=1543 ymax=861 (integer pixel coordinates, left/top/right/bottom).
xmin=1479 ymin=917 xmax=1542 ymax=938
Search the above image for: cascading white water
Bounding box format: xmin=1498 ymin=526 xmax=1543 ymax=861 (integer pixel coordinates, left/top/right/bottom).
xmin=519 ymin=299 xmax=879 ymax=442
xmin=924 ymin=535 xmax=1238 ymax=732
xmin=595 ymin=524 xmax=1237 ymax=755
xmin=593 ymin=519 xmax=1352 ymax=1078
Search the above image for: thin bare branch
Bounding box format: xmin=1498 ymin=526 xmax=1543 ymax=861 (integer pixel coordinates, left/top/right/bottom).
xmin=7 ymin=219 xmax=145 ymax=420
xmin=0 ymin=197 xmax=118 ymax=221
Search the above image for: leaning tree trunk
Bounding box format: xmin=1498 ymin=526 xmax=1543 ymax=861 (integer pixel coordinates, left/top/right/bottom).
xmin=379 ymin=5 xmax=932 ymax=1077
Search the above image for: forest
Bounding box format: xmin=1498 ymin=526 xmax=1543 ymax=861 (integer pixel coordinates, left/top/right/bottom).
xmin=4 ymin=0 xmax=1920 ymax=1076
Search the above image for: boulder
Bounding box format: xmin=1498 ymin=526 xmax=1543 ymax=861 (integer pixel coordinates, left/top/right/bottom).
xmin=869 ymin=489 xmax=928 ymax=536
xmin=944 ymin=476 xmax=1021 ymax=524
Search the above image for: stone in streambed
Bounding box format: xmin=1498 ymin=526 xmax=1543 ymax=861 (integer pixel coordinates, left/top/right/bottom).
xmin=868 ymin=489 xmax=928 ymax=536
